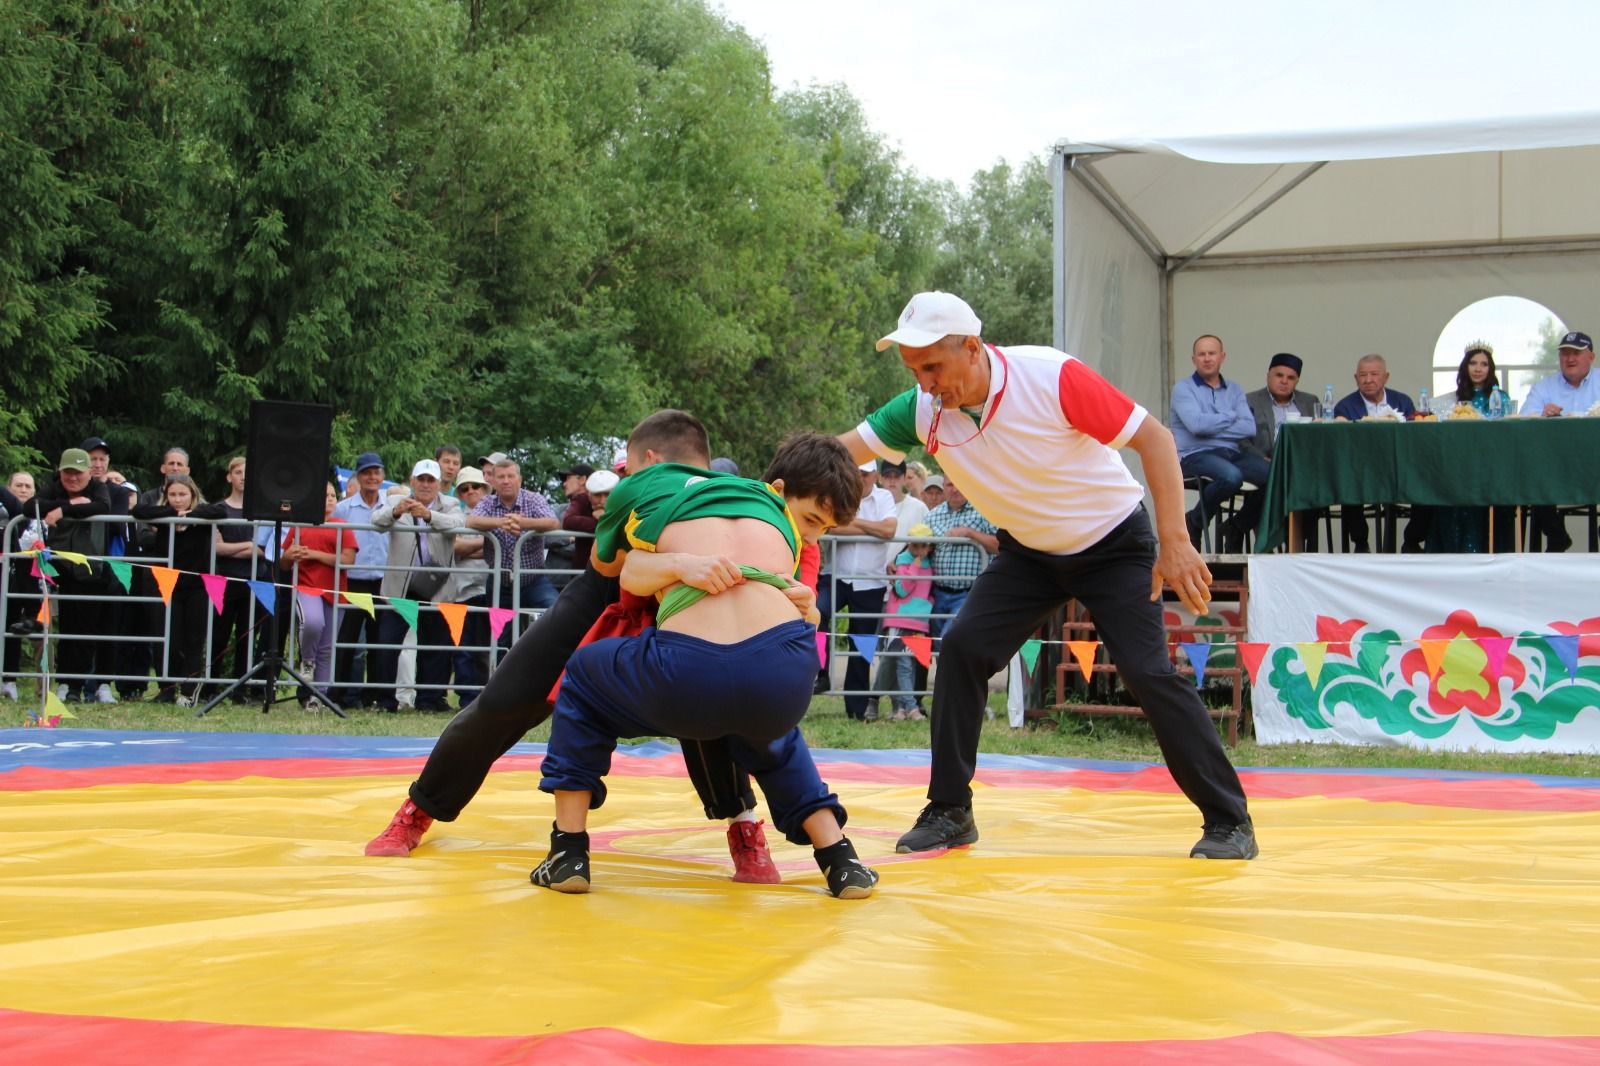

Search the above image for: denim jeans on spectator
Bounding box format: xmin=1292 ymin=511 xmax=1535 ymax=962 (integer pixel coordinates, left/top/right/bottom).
xmin=931 ymin=586 xmax=968 ymax=639
xmin=1178 ymin=447 xmax=1270 ymax=523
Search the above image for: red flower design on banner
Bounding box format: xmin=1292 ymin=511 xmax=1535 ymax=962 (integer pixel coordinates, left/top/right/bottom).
xmin=1548 ymin=618 xmax=1600 ymax=659
xmin=1400 ymin=610 xmax=1524 ymax=718
xmin=1316 ymin=615 xmax=1367 ymax=659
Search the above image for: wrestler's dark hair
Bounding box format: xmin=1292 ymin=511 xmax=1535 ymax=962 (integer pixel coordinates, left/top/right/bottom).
xmin=628 ymin=409 xmax=710 ymax=466
xmin=763 ymin=433 xmax=860 ymax=527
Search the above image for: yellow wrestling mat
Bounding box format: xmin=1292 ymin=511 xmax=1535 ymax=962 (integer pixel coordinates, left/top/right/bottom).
xmin=1 ymin=730 xmax=1598 ymax=1063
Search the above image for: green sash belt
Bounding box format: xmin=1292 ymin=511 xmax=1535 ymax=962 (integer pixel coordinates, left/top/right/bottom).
xmin=656 ymin=566 xmax=794 ymax=625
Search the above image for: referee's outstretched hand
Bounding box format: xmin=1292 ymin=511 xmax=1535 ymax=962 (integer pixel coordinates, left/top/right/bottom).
xmin=1151 ymin=540 xmax=1213 ymax=616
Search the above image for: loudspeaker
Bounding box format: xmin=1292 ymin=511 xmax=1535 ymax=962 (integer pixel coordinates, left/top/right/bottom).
xmin=243 ymin=400 xmax=334 ymax=524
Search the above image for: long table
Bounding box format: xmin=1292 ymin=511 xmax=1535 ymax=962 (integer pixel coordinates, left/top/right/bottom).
xmin=1255 ymin=417 xmax=1600 ymax=552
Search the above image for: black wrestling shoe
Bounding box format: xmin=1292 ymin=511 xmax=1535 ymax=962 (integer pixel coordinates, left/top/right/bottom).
xmin=895 ymin=801 xmax=978 ymax=853
xmin=814 ymin=838 xmax=879 ymax=899
xmin=1190 ymin=820 xmax=1259 ymax=860
xmin=530 ymin=826 xmax=591 ymax=893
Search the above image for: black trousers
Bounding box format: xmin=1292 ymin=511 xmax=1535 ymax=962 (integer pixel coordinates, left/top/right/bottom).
xmin=332 ymin=577 xmax=393 ymax=706
xmin=817 ymin=576 xmax=887 ymax=719
xmin=928 ymin=509 xmax=1250 ymax=826
xmin=408 ymin=565 xmax=755 ymax=822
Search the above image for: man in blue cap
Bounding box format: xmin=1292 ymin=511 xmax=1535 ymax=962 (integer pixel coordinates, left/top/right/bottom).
xmin=330 ymin=452 xmax=397 ymax=709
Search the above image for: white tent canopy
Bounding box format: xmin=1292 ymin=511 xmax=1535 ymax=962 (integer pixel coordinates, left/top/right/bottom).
xmin=1050 ymin=113 xmax=1600 ymax=428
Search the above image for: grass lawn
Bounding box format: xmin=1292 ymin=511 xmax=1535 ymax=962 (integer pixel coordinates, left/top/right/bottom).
xmin=12 ymin=687 xmax=1600 ymax=779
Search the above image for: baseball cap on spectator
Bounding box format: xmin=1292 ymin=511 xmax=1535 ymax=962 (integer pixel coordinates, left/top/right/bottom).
xmin=709 ymin=457 xmax=740 ymax=475
xmin=924 ymin=475 xmax=945 ymax=490
xmin=585 ymin=470 xmax=620 ymax=495
xmin=858 ymin=460 xmax=877 ymax=473
xmin=455 ymin=467 xmax=488 ymax=488
xmin=80 ymin=436 xmax=110 ymax=453
xmin=908 ymin=522 xmax=933 ymax=538
xmin=558 ymin=462 xmax=595 ymax=479
xmin=58 ymin=448 xmax=91 ymax=473
xmin=1558 ymin=331 xmax=1593 ymax=351
xmin=354 ymin=452 xmax=383 ymax=473
xmin=612 ymin=449 xmax=628 ymax=473
xmin=411 ymin=459 xmax=441 ymax=480
xmin=879 ymin=459 xmax=907 ymax=476
xmin=478 ymin=451 xmax=509 ymax=466
xmin=875 ymin=291 xmax=983 ymax=351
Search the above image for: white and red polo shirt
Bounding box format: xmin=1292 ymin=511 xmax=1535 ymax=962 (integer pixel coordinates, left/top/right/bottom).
xmin=856 ymin=344 xmax=1147 ymax=555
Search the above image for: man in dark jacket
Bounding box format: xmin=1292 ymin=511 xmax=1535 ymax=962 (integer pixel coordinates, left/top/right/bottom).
xmin=34 ymin=449 xmax=112 ymax=701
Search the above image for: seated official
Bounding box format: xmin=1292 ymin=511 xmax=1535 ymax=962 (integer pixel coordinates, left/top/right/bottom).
xmin=1169 ymin=334 xmax=1264 ymax=552
xmin=1523 ymin=331 xmax=1600 ymax=551
xmin=1241 ymin=352 xmax=1320 ymax=551
xmin=1333 ymin=353 xmax=1424 ymax=552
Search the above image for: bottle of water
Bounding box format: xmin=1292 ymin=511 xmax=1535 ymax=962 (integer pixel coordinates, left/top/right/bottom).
xmin=1489 ymin=386 xmax=1504 ymax=419
xmin=1322 ymin=384 xmax=1335 ymax=420
xmin=1417 ymin=387 xmax=1430 ymax=418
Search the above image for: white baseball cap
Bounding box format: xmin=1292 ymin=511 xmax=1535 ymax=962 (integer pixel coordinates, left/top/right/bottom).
xmin=858 ymin=460 xmax=878 ymax=473
xmin=586 ymin=469 xmax=620 ymax=495
xmin=875 ymin=291 xmax=983 ymax=351
xmin=411 ymin=459 xmax=442 ymax=480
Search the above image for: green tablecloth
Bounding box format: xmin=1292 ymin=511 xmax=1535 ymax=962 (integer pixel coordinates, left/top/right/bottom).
xmin=1256 ymin=418 xmax=1600 ymax=551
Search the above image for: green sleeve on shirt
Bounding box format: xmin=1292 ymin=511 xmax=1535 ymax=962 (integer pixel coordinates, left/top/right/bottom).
xmin=864 ymin=388 xmax=923 ymax=453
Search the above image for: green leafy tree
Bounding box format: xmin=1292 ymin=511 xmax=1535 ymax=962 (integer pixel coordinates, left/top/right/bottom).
xmin=933 ymin=156 xmax=1053 ymax=346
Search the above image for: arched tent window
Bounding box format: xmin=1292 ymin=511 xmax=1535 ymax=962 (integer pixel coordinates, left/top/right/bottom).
xmin=1431 ymin=296 xmax=1565 ymax=408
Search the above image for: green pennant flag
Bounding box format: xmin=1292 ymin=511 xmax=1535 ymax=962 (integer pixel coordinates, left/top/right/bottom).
xmin=38 ymin=558 xmax=58 ymax=579
xmin=390 ymin=596 xmax=419 ymax=632
xmin=1019 ymin=638 xmax=1043 ymax=675
xmin=107 ymin=559 xmax=133 ymax=592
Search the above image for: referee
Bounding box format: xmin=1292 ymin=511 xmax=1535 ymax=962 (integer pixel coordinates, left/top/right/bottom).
xmin=840 ymin=292 xmax=1256 ymax=860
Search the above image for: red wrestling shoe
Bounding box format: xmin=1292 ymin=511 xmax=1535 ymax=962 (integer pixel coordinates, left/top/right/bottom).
xmin=365 ymin=798 xmax=435 ymax=856
xmin=727 ymin=819 xmax=781 ymax=884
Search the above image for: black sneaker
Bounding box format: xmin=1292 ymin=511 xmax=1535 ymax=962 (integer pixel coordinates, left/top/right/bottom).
xmin=814 ymin=838 xmax=879 ymax=900
xmin=895 ymin=802 xmax=978 ymax=853
xmin=1190 ymin=820 xmax=1259 ymax=860
xmin=530 ymin=826 xmax=591 ymax=893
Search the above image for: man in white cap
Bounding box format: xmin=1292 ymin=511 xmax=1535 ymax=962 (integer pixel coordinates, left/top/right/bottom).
xmin=842 ymin=291 xmax=1256 ymax=859
xmin=370 ymin=459 xmax=465 ymax=711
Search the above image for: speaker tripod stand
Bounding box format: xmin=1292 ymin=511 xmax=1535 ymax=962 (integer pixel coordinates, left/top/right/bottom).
xmin=195 ymin=518 xmax=345 ymax=719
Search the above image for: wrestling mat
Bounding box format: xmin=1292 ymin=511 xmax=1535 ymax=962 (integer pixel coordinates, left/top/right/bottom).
xmin=1 ymin=729 xmax=1598 ymax=1064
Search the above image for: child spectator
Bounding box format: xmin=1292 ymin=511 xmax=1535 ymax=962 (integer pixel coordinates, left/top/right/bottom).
xmin=874 ymin=523 xmax=935 ymax=721
xmin=280 ymin=483 xmax=356 ymax=704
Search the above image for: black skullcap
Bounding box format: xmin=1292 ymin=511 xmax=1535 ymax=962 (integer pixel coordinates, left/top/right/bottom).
xmin=1268 ymin=352 xmax=1303 ymax=375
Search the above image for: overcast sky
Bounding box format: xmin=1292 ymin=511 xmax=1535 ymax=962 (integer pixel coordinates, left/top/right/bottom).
xmin=713 ymin=1 xmax=1600 ymax=187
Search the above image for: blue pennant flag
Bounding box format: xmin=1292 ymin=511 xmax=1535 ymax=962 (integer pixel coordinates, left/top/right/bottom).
xmin=1549 ymin=634 xmax=1580 ymax=680
xmin=248 ymin=580 xmax=277 ymax=615
xmin=1180 ymin=641 xmax=1210 ymax=687
xmin=849 ymin=633 xmax=879 ymax=663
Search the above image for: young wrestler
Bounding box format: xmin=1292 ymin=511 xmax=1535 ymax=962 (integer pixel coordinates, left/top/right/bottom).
xmin=532 ymin=434 xmax=880 ymax=899
xmin=365 ymin=412 xmax=782 ymax=881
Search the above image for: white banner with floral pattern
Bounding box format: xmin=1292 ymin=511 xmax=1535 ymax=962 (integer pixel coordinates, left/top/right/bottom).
xmin=1247 ymin=554 xmax=1600 ymax=752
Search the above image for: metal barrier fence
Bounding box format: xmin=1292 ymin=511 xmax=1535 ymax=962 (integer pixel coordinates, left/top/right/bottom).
xmin=0 ymin=512 xmax=585 ymax=706
xmin=816 ymin=534 xmax=993 ymax=710
xmin=2 ymin=514 xmax=989 ymax=710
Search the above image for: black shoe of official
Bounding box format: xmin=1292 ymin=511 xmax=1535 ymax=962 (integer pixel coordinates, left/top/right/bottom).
xmin=530 ymin=825 xmax=591 ymax=893
xmin=1190 ymin=820 xmax=1259 ymax=860
xmin=895 ymin=801 xmax=979 ymax=853
xmin=814 ymin=837 xmax=879 ymax=899
xmin=1185 ymin=510 xmax=1204 ymax=550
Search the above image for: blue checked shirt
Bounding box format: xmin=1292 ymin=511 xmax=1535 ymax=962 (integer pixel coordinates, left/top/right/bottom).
xmin=925 ymin=500 xmax=998 ymax=590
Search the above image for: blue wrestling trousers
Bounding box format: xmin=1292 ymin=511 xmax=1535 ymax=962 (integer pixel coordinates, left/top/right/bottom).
xmin=540 ymin=619 xmax=844 ymax=845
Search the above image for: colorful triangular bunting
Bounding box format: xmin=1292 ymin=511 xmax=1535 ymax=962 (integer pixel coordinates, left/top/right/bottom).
xmin=1179 ymin=641 xmax=1210 ymax=687
xmin=200 ymin=574 xmax=228 ymax=615
xmin=486 ymin=606 xmax=515 ymax=645
xmin=1018 ymin=638 xmax=1042 ymax=675
xmin=390 ymin=597 xmax=420 ymax=632
xmin=438 ymin=601 xmax=470 ymax=646
xmin=151 ymin=566 xmax=179 ymax=605
xmin=850 ymin=633 xmax=878 ymax=663
xmin=903 ymin=634 xmax=933 ymax=668
xmin=1295 ymin=642 xmax=1327 ymax=688
xmin=248 ymin=580 xmax=277 ymax=614
xmin=1237 ymin=642 xmax=1269 ymax=684
xmin=1418 ymin=639 xmax=1449 ymax=680
xmin=342 ymin=590 xmax=376 ymax=619
xmin=1549 ymin=634 xmax=1580 ymax=680
xmin=1066 ymin=640 xmax=1098 ymax=682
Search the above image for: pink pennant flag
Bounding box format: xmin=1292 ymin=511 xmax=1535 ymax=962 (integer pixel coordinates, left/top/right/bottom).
xmin=903 ymin=634 xmax=934 ymax=669
xmin=816 ymin=630 xmax=829 ymax=667
xmin=1237 ymin=642 xmax=1269 ymax=685
xmin=486 ymin=606 xmax=516 ymax=645
xmin=200 ymin=573 xmax=228 ymax=615
xmin=1479 ymin=636 xmax=1513 ymax=681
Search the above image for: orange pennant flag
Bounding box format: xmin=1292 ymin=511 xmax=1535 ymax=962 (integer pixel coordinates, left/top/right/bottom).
xmin=436 ymin=602 xmax=468 ymax=646
xmin=36 ymin=597 xmax=51 ymax=626
xmin=1237 ymin=642 xmax=1269 ymax=684
xmin=151 ymin=566 xmax=180 ymax=605
xmin=1066 ymin=640 xmax=1098 ymax=682
xmin=1418 ymin=639 xmax=1450 ymax=680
